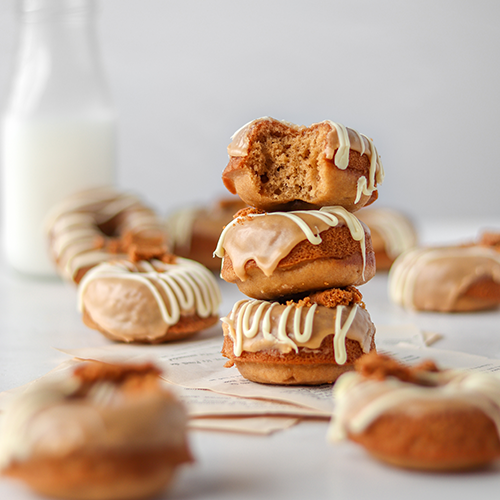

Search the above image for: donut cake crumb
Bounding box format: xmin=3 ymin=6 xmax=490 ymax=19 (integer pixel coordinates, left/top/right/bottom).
xmin=308 ymin=286 xmax=365 ymax=309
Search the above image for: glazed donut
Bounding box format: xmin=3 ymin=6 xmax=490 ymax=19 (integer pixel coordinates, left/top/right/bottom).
xmin=329 ymin=352 xmax=500 ymax=471
xmin=0 ymin=361 xmax=192 ymax=500
xmin=215 ymin=206 xmax=375 ymax=300
xmin=46 ymin=187 xmax=169 ymax=283
xmin=167 ymin=197 xmax=246 ymax=271
xmin=356 ymin=207 xmax=418 ymax=271
xmin=388 ymin=234 xmax=500 ymax=312
xmin=78 ymin=256 xmax=221 ymax=343
xmin=222 ymin=117 xmax=384 ymax=212
xmin=221 ymin=287 xmax=376 ymax=385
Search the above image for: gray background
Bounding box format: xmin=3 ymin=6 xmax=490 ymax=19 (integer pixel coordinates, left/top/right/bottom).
xmin=1 ymin=0 xmax=499 ymax=223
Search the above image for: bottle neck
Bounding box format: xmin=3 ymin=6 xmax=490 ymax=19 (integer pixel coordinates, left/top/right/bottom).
xmin=19 ymin=8 xmax=98 ymax=69
xmin=6 ymin=0 xmax=112 ymax=118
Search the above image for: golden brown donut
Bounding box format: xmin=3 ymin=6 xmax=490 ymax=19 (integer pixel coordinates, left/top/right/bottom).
xmin=167 ymin=197 xmax=246 ymax=271
xmin=329 ymin=352 xmax=500 ymax=471
xmin=0 ymin=361 xmax=192 ymax=500
xmin=46 ymin=186 xmax=169 ymax=283
xmin=78 ymin=256 xmax=221 ymax=343
xmin=222 ymin=117 xmax=384 ymax=212
xmin=356 ymin=207 xmax=418 ymax=271
xmin=215 ymin=206 xmax=375 ymax=300
xmin=389 ymin=232 xmax=500 ymax=312
xmin=221 ymin=288 xmax=376 ymax=385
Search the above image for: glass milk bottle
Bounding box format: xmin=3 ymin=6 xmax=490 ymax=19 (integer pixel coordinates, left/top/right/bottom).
xmin=1 ymin=0 xmax=115 ymax=277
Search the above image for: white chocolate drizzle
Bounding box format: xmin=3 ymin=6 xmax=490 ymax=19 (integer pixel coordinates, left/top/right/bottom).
xmin=214 ymin=206 xmax=368 ymax=281
xmin=221 ymin=299 xmax=364 ymax=364
xmin=78 ymin=257 xmax=221 ymax=328
xmin=333 ymin=306 xmax=359 ymax=364
xmin=322 ymin=120 xmax=384 ymax=205
xmin=329 ymin=369 xmax=500 ymax=442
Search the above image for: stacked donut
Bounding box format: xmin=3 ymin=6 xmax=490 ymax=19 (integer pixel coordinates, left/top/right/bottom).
xmin=215 ymin=117 xmax=384 ymax=385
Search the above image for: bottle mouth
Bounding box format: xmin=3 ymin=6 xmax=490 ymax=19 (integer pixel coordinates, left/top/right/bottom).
xmin=19 ymin=0 xmax=98 ymax=21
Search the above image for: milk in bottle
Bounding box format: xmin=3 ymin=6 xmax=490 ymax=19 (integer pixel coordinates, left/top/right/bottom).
xmin=1 ymin=0 xmax=115 ymax=277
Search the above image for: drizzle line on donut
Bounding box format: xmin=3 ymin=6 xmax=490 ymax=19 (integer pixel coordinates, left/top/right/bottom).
xmin=322 ymin=120 xmax=384 ymax=205
xmin=78 ymin=258 xmax=221 ymax=326
xmin=221 ymin=299 xmax=361 ymax=365
xmin=215 ymin=206 xmax=368 ymax=281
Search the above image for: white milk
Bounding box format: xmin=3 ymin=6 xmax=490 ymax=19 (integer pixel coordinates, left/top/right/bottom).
xmin=1 ymin=115 xmax=115 ymax=276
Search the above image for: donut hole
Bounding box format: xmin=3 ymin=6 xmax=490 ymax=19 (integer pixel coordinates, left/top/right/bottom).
xmin=96 ymin=212 xmax=129 ymax=237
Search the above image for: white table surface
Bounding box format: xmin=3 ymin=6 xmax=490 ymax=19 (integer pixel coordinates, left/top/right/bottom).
xmin=0 ymin=217 xmax=499 ymax=500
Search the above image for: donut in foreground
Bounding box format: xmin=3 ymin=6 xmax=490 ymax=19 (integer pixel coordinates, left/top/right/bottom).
xmin=222 ymin=117 xmax=384 ymax=212
xmin=0 ymin=362 xmax=192 ymax=500
xmin=221 ymin=287 xmax=376 ymax=385
xmin=356 ymin=207 xmax=417 ymax=271
xmin=215 ymin=206 xmax=375 ymax=300
xmin=329 ymin=352 xmax=500 ymax=471
xmin=46 ymin=187 xmax=169 ymax=283
xmin=78 ymin=256 xmax=221 ymax=343
xmin=388 ymin=232 xmax=500 ymax=312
